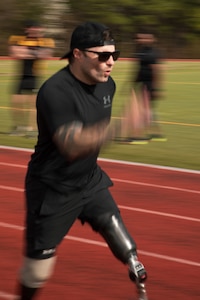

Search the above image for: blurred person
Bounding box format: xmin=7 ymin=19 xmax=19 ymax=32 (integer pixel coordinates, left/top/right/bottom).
xmin=8 ymin=20 xmax=55 ymax=136
xmin=130 ymin=30 xmax=166 ymax=143
xmin=15 ymin=21 xmax=148 ymax=300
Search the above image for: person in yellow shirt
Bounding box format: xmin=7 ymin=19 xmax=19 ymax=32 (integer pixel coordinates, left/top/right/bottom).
xmin=8 ymin=20 xmax=55 ymax=136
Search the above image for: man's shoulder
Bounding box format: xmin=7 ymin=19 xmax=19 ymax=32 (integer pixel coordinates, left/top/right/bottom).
xmin=8 ymin=35 xmax=26 ymax=45
xmin=46 ymin=66 xmax=74 ymax=84
xmin=38 ymin=37 xmax=55 ymax=48
xmin=8 ymin=35 xmax=55 ymax=48
xmin=39 ymin=66 xmax=76 ymax=95
xmin=42 ymin=68 xmax=115 ymax=94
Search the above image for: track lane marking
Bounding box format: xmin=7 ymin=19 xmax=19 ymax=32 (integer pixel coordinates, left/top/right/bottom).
xmin=0 ymin=184 xmax=199 ymax=222
xmin=118 ymin=205 xmax=200 ymax=222
xmin=0 ymin=185 xmax=24 ymax=192
xmin=113 ymin=178 xmax=200 ymax=194
xmin=0 ymin=221 xmax=199 ymax=267
xmin=0 ymin=292 xmax=16 ymax=300
xmin=1 ymin=173 xmax=200 ymax=195
xmin=0 ymin=162 xmax=26 ymax=168
xmin=1 ymin=145 xmax=200 ymax=174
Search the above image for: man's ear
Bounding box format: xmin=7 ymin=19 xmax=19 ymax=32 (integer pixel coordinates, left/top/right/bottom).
xmin=73 ymin=48 xmax=82 ymax=59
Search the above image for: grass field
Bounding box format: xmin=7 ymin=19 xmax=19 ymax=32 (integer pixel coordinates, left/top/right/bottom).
xmin=0 ymin=58 xmax=200 ymax=170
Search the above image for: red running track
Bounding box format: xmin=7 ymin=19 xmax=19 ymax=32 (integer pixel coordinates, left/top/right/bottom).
xmin=0 ymin=146 xmax=200 ymax=300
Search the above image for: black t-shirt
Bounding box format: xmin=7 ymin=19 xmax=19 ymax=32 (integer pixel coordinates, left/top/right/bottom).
xmin=135 ymin=46 xmax=161 ymax=82
xmin=27 ymin=66 xmax=116 ymax=193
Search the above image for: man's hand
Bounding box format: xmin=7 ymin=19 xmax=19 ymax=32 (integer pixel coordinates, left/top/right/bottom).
xmin=53 ymin=120 xmax=110 ymax=161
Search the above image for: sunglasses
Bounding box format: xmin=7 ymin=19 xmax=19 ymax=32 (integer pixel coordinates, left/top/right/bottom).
xmin=83 ymin=49 xmax=120 ymax=62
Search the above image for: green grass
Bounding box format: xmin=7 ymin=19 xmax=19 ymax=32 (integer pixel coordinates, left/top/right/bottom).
xmin=0 ymin=58 xmax=200 ymax=170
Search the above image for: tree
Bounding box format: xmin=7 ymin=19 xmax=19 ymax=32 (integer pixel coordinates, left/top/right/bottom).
xmin=68 ymin=0 xmax=200 ymax=58
xmin=1 ymin=0 xmax=200 ymax=57
xmin=0 ymin=0 xmax=44 ymax=54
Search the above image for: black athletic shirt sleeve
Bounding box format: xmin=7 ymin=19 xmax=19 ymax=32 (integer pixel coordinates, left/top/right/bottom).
xmin=37 ymin=70 xmax=79 ymax=137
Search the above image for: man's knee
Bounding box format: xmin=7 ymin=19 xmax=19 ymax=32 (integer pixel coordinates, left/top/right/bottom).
xmin=20 ymin=256 xmax=57 ymax=288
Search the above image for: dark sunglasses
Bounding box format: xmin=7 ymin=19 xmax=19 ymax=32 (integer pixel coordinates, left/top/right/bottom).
xmin=83 ymin=49 xmax=120 ymax=62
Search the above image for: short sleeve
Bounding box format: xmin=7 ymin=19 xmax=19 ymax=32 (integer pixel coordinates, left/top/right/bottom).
xmin=37 ymin=79 xmax=78 ymax=136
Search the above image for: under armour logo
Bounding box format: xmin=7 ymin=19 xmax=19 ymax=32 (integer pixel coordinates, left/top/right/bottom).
xmin=103 ymin=95 xmax=111 ymax=108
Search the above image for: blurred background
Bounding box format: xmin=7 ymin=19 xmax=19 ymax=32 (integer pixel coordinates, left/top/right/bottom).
xmin=0 ymin=0 xmax=200 ymax=170
xmin=1 ymin=0 xmax=200 ymax=58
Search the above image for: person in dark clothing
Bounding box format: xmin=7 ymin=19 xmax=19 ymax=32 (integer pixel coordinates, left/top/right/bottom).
xmin=131 ymin=31 xmax=166 ymax=143
xmin=8 ymin=20 xmax=54 ymax=136
xmin=16 ymin=21 xmax=148 ymax=300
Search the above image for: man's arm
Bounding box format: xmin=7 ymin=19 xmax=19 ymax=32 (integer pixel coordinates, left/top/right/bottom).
xmin=8 ymin=36 xmax=55 ymax=60
xmin=9 ymin=45 xmax=37 ymax=59
xmin=53 ymin=120 xmax=112 ymax=161
xmin=37 ymin=38 xmax=55 ymax=59
xmin=37 ymin=47 xmax=54 ymax=59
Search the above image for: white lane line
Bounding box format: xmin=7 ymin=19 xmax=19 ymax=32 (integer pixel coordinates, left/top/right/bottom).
xmin=1 ymin=167 xmax=200 ymax=195
xmin=1 ymin=160 xmax=200 ymax=194
xmin=0 ymin=185 xmax=199 ymax=222
xmin=113 ymin=178 xmax=200 ymax=194
xmin=0 ymin=292 xmax=17 ymax=300
xmin=1 ymin=145 xmax=200 ymax=174
xmin=0 ymin=162 xmax=26 ymax=168
xmin=0 ymin=221 xmax=199 ymax=267
xmin=118 ymin=205 xmax=200 ymax=222
xmin=0 ymin=185 xmax=24 ymax=192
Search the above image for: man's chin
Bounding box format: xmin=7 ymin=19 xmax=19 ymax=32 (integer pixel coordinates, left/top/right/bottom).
xmin=102 ymin=75 xmax=109 ymax=81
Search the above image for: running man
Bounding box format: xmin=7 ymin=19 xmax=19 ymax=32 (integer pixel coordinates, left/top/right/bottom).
xmin=16 ymin=21 xmax=148 ymax=300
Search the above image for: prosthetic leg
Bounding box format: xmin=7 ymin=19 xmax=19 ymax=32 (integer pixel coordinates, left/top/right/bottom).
xmin=97 ymin=213 xmax=148 ymax=300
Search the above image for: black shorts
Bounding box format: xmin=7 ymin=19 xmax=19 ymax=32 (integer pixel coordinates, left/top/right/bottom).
xmin=25 ymin=182 xmax=119 ymax=259
xmin=16 ymin=75 xmax=37 ymax=94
